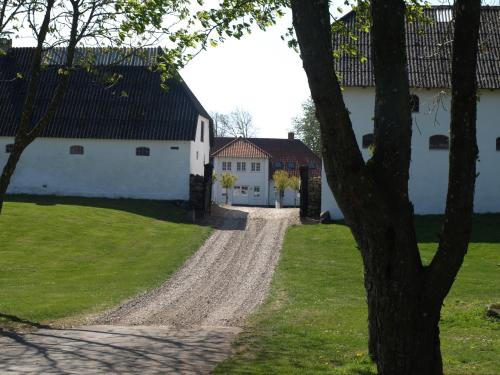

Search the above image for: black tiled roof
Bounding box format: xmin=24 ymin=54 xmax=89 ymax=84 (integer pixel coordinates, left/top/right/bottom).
xmin=0 ymin=47 xmax=212 ymax=141
xmin=334 ymin=6 xmax=500 ymax=89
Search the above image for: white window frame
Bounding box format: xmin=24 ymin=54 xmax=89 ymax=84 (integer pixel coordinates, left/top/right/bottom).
xmin=241 ymin=185 xmax=249 ymax=196
xmin=254 ymin=186 xmax=261 ymax=197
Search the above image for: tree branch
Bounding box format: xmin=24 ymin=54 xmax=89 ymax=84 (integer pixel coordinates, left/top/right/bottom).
xmin=427 ymin=0 xmax=481 ymax=304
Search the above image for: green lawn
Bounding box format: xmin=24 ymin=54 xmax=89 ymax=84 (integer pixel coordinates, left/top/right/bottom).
xmin=215 ymin=215 xmax=500 ymax=375
xmin=0 ymin=195 xmax=212 ymax=329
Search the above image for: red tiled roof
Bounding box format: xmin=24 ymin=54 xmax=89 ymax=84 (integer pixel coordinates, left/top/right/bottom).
xmin=211 ymin=138 xmax=271 ymax=158
xmin=212 ymin=137 xmax=322 ymax=177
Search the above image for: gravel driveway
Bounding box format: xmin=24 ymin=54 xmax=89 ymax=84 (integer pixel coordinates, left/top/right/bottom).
xmin=0 ymin=206 xmax=298 ymax=374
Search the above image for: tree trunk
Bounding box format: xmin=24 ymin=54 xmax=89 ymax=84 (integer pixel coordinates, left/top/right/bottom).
xmin=290 ymin=0 xmax=481 ymax=374
xmin=0 ymin=140 xmax=28 ymax=212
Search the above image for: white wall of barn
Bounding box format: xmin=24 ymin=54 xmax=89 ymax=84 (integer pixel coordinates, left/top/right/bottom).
xmin=0 ymin=137 xmax=192 ymax=200
xmin=190 ymin=115 xmax=211 ymax=176
xmin=322 ymin=88 xmax=500 ymax=219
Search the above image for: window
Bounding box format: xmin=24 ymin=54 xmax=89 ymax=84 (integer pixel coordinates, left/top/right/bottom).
xmin=5 ymin=144 xmax=14 ymax=153
xmin=496 ymin=137 xmax=500 ymax=151
xmin=222 ymin=161 xmax=232 ymax=171
xmin=409 ymin=94 xmax=420 ymax=113
xmin=274 ymin=161 xmax=283 ymax=169
xmin=429 ymin=135 xmax=449 ymax=150
xmin=136 ymin=147 xmax=150 ymax=156
xmin=171 ymin=146 xmax=179 ymax=150
xmin=254 ymin=186 xmax=261 ymax=197
xmin=69 ymin=145 xmax=84 ymax=155
xmin=196 ymin=151 xmax=199 ymax=160
xmin=234 ymin=186 xmax=241 ymax=196
xmin=241 ymin=186 xmax=248 ymax=196
xmin=308 ymin=161 xmax=317 ymax=169
xmin=201 ymin=121 xmax=205 ymax=142
xmin=237 ymin=162 xmax=246 ymax=172
xmin=362 ymin=134 xmax=374 ymax=149
xmin=287 ymin=161 xmax=296 ymax=170
xmin=251 ymin=162 xmax=261 ymax=172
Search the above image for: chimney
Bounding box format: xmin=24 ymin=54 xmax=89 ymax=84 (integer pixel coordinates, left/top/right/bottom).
xmin=0 ymin=38 xmax=12 ymax=53
xmin=288 ymin=132 xmax=295 ymax=140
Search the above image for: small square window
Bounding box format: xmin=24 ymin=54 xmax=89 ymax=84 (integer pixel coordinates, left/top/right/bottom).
xmin=274 ymin=161 xmax=283 ymax=169
xmin=70 ymin=145 xmax=84 ymax=155
xmin=308 ymin=162 xmax=316 ymax=169
xmin=251 ymin=162 xmax=261 ymax=172
xmin=222 ymin=161 xmax=232 ymax=171
xmin=241 ymin=186 xmax=248 ymax=196
xmin=254 ymin=186 xmax=261 ymax=197
xmin=136 ymin=147 xmax=150 ymax=156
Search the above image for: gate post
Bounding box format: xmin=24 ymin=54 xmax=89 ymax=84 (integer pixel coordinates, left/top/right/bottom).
xmin=299 ymin=166 xmax=309 ymax=218
xmin=204 ymin=163 xmax=214 ymax=215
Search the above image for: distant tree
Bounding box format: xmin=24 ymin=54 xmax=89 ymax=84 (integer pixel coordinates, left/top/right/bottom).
xmin=288 ymin=175 xmax=300 ymax=207
xmin=211 ymin=108 xmax=257 ymax=138
xmin=211 ymin=111 xmax=230 ymax=137
xmin=291 ymin=98 xmax=321 ymax=156
xmin=219 ymin=172 xmax=238 ymax=204
xmin=273 ymin=170 xmax=289 ymax=208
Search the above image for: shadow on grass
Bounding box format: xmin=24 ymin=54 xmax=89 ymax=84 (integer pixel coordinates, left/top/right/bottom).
xmin=328 ymin=214 xmax=500 ymax=244
xmin=0 ymin=313 xmax=50 ymax=329
xmin=5 ymin=194 xmax=249 ymax=231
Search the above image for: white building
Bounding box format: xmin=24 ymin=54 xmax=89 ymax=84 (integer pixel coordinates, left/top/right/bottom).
xmin=322 ymin=6 xmax=500 ymax=219
xmin=0 ymin=47 xmax=212 ymax=201
xmin=212 ymin=134 xmax=321 ymax=207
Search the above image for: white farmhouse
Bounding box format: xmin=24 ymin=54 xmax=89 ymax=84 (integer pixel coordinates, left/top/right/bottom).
xmin=212 ymin=133 xmax=321 ymax=206
xmin=0 ymin=46 xmax=212 ymax=201
xmin=322 ymin=5 xmax=500 ymax=219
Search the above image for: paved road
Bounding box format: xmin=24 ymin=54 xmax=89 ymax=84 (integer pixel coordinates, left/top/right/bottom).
xmin=0 ymin=206 xmax=298 ymax=374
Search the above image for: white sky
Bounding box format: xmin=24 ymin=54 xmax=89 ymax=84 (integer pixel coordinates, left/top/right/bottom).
xmin=180 ymin=12 xmax=308 ymax=138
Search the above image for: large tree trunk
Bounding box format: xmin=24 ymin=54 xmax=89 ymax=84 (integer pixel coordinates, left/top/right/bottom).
xmin=290 ymin=0 xmax=481 ymax=374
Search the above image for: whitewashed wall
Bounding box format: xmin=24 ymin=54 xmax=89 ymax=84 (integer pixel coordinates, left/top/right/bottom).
xmin=190 ymin=115 xmax=211 ymax=176
xmin=322 ymin=88 xmax=500 ymax=219
xmin=212 ymin=156 xmax=269 ymax=206
xmin=0 ymin=137 xmax=191 ymax=200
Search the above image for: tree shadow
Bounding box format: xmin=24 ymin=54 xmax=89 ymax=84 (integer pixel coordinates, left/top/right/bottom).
xmin=4 ymin=194 xmax=250 ymax=231
xmin=0 ymin=325 xmax=237 ymax=374
xmin=325 ymin=214 xmax=500 ymax=244
xmin=5 ymin=194 xmax=191 ymax=223
xmin=0 ymin=313 xmax=50 ymax=330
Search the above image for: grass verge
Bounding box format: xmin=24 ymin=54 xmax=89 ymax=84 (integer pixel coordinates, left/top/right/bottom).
xmin=215 ymin=215 xmax=500 ymax=375
xmin=0 ymin=195 xmax=212 ymax=329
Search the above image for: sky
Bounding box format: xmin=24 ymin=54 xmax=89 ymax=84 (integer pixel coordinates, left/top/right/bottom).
xmin=180 ymin=12 xmax=309 ymax=138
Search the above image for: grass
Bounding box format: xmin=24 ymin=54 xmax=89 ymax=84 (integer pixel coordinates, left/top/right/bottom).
xmin=215 ymin=215 xmax=500 ymax=375
xmin=0 ymin=195 xmax=212 ymax=329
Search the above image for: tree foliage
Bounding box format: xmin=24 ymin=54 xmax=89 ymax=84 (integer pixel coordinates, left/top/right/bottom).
xmin=291 ymin=98 xmax=321 ymax=156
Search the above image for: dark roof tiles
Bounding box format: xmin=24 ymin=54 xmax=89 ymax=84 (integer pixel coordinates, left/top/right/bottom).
xmin=334 ymin=6 xmax=500 ymax=89
xmin=0 ymin=47 xmax=212 ymax=141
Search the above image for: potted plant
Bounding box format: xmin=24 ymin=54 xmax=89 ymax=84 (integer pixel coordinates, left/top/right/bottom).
xmin=273 ymin=170 xmax=289 ymax=209
xmin=220 ymin=172 xmax=238 ymax=205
